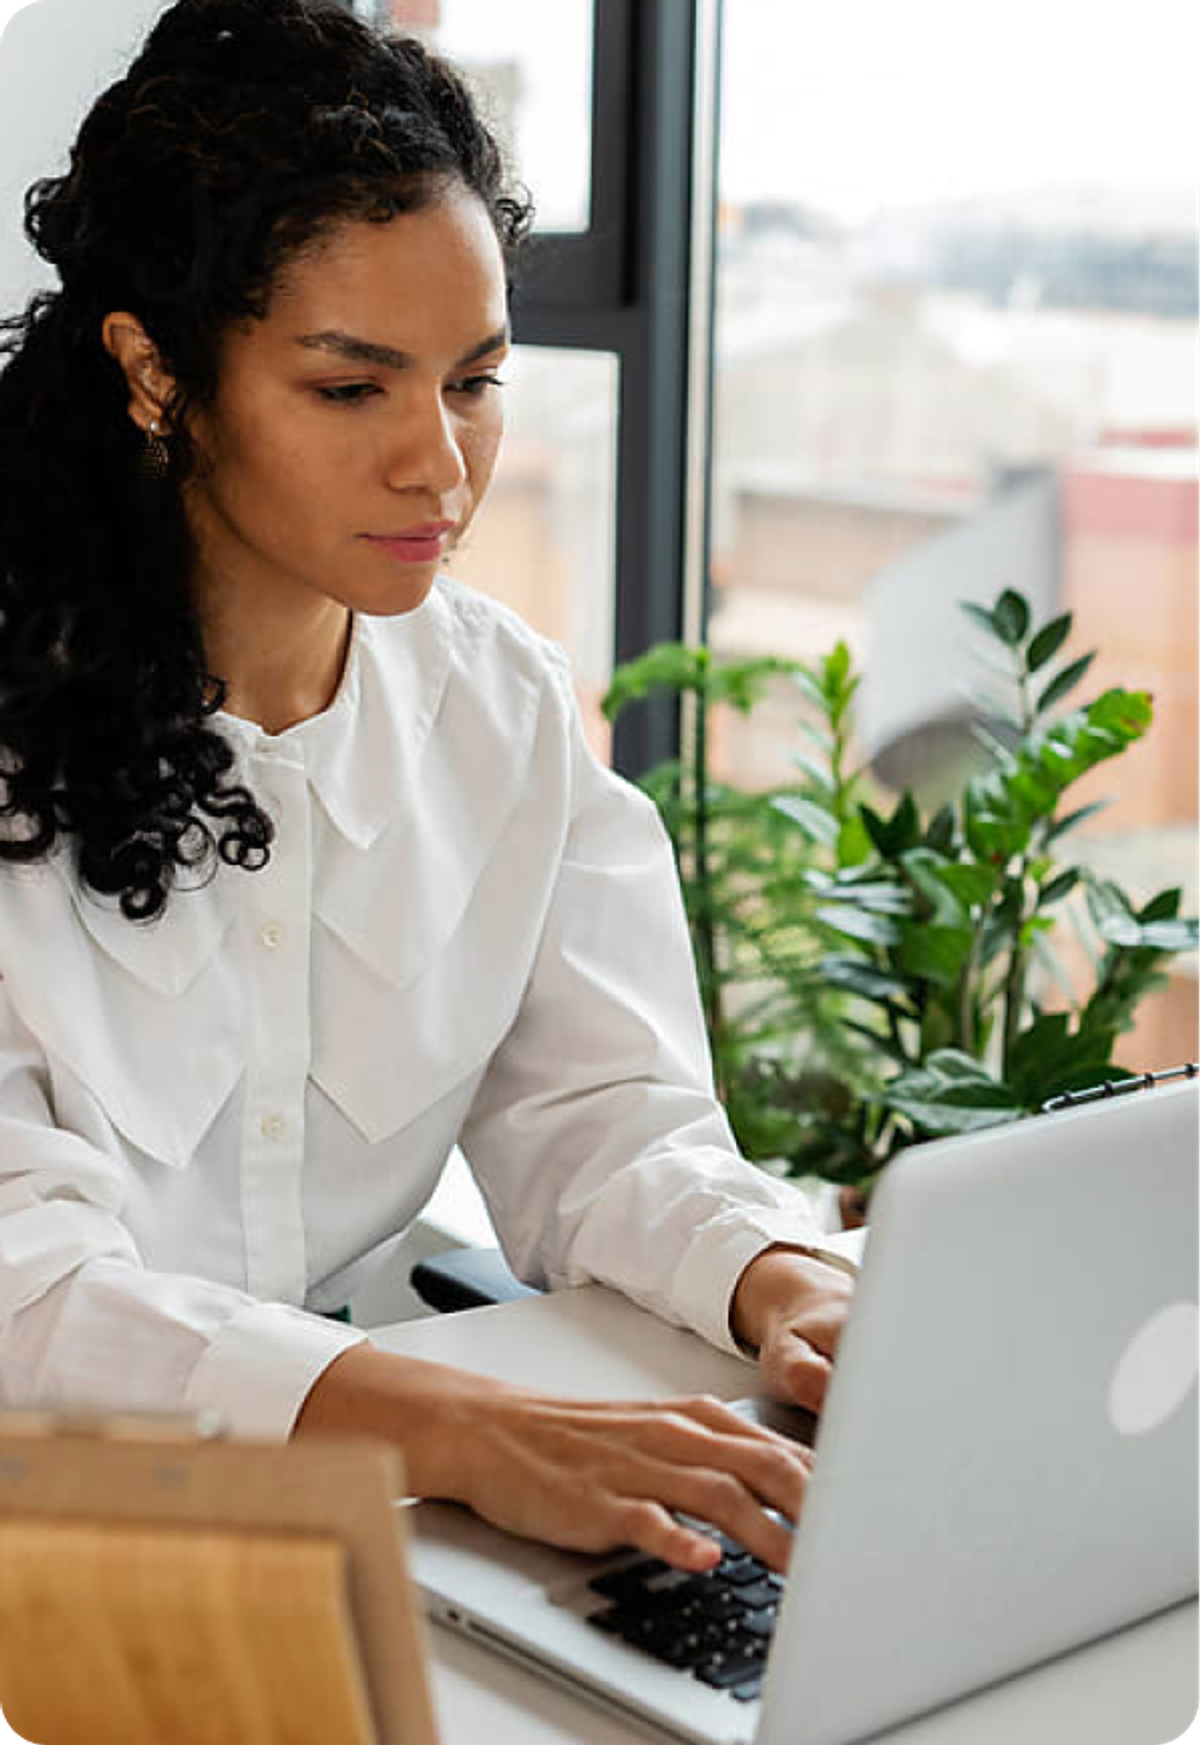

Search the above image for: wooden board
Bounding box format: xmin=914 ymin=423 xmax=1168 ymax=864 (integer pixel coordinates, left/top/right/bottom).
xmin=0 ymin=1422 xmax=439 ymax=1745
xmin=0 ymin=1520 xmax=375 ymax=1745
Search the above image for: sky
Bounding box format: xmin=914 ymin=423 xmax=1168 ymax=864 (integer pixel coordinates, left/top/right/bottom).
xmin=437 ymin=0 xmax=1197 ymax=229
xmin=718 ymin=0 xmax=1198 ymax=221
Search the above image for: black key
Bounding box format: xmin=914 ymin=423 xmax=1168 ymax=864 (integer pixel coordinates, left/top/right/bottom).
xmin=738 ymin=1579 xmax=779 ymax=1609
xmin=716 ymin=1555 xmax=765 ymax=1587
xmin=709 ymin=1530 xmax=746 ymax=1556
xmin=585 ymin=1605 xmax=623 ymax=1632
xmin=587 ymin=1557 xmax=669 ymax=1599
xmin=611 ymin=1577 xmax=710 ymax=1620
xmin=690 ymin=1586 xmax=744 ymax=1621
xmin=618 ymin=1613 xmax=727 ymax=1670
xmin=695 ymin=1650 xmax=764 ymax=1690
xmin=741 ymin=1605 xmax=777 ymax=1639
xmin=731 ymin=1673 xmax=764 ymax=1703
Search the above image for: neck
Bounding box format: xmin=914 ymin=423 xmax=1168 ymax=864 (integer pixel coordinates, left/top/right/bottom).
xmin=198 ymin=584 xmax=352 ymax=736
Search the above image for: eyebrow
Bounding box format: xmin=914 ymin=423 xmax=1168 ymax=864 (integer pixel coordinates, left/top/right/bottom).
xmin=294 ymin=326 xmax=510 ymax=372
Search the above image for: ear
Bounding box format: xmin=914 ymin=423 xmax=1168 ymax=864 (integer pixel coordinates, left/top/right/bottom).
xmin=101 ymin=312 xmax=175 ymax=432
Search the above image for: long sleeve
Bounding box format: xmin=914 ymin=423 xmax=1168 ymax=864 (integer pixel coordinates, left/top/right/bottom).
xmin=0 ymin=978 xmax=365 ymax=1437
xmin=460 ymin=670 xmax=865 ymax=1357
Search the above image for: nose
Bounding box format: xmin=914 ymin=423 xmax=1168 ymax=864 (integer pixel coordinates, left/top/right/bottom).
xmin=383 ymin=388 xmax=468 ymax=497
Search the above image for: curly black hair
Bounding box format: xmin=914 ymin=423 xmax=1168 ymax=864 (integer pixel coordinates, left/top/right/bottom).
xmin=0 ymin=0 xmax=533 ymax=920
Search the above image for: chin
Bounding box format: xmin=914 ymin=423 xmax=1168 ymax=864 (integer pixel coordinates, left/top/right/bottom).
xmin=350 ymin=568 xmax=442 ymax=618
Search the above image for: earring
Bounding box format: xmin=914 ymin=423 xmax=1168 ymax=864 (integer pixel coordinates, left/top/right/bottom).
xmin=141 ymin=418 xmax=171 ymax=481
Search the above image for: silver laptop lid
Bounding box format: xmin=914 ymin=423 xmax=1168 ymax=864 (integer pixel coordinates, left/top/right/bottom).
xmin=759 ymin=1079 xmax=1198 ymax=1745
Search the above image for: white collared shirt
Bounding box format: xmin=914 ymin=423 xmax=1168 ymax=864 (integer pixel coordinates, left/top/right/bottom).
xmin=0 ymin=579 xmax=862 ymax=1438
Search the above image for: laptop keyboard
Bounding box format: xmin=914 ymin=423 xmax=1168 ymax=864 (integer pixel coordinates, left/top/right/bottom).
xmin=584 ymin=1533 xmax=782 ymax=1704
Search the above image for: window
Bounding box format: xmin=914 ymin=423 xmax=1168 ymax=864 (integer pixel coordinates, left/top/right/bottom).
xmin=445 ymin=345 xmax=619 ymax=754
xmin=397 ymin=0 xmax=595 ymax=235
xmin=358 ymin=1 xmax=715 ymax=775
xmin=709 ymin=0 xmax=1198 ymax=1066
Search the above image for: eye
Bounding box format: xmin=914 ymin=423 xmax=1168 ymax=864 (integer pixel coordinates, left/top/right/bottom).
xmin=447 ymin=372 xmax=507 ymax=398
xmin=316 ymin=383 xmax=381 ymax=406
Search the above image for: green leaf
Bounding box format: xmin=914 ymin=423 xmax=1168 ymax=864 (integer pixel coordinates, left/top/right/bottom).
xmin=772 ymin=794 xmax=840 ymax=847
xmin=822 ymin=640 xmax=852 ymax=694
xmin=807 ymin=873 xmax=912 ymax=914
xmin=1026 ymin=612 xmax=1073 ymax=674
xmin=1088 ymin=688 xmax=1153 ymax=736
xmin=1038 ymin=868 xmax=1080 ymax=907
xmin=1085 ymin=878 xmax=1143 ymax=948
xmin=841 ymin=1018 xmax=912 ymax=1067
xmin=879 ymin=1049 xmax=1022 ymax=1135
xmin=896 ymin=922 xmax=975 ymax=986
xmin=925 ymin=804 xmax=956 ymax=854
xmin=860 ymin=805 xmax=893 ymax=859
xmin=602 ymin=643 xmax=703 ymax=720
xmin=1007 ymin=765 xmax=1060 ymax=818
xmin=1082 ymin=887 xmax=1195 ymax=960
xmin=815 ymin=905 xmax=904 ymax=948
xmin=1036 ymin=651 xmax=1096 ymax=713
xmin=790 ymin=753 xmax=835 ymax=792
xmin=889 ymin=792 xmax=921 ymax=856
xmin=791 ymin=666 xmax=832 ymax=714
xmin=861 ymin=793 xmax=921 ymax=860
xmin=1139 ymin=888 xmax=1182 ymax=923
xmin=710 ymin=656 xmax=802 ymax=713
xmin=795 ymin=717 xmax=835 ymax=754
xmin=818 ymin=955 xmax=912 ymax=1003
xmin=836 ymin=814 xmax=874 ymax=869
xmin=900 ymin=848 xmax=964 ymax=921
xmin=936 ymin=862 xmax=998 ymax=908
xmin=1044 ymin=800 xmax=1110 ymax=843
xmin=993 ymin=589 xmax=1031 ymax=645
xmin=1140 ymin=918 xmax=1199 ymax=952
xmin=1005 ymin=1013 xmax=1124 ymax=1108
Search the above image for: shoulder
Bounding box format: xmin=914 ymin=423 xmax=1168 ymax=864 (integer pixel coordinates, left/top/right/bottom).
xmin=427 ymin=576 xmax=572 ymax=693
xmin=358 ymin=578 xmax=576 ymax=766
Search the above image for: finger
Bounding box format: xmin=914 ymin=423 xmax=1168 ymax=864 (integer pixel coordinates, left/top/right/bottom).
xmin=621 ymin=1392 xmax=809 ymax=1460
xmin=606 ymin=1498 xmax=727 ymax=1572
xmin=610 ymin=1408 xmax=812 ymax=1523
xmin=759 ymin=1334 xmax=834 ymax=1413
xmin=647 ymin=1462 xmax=799 ymax=1574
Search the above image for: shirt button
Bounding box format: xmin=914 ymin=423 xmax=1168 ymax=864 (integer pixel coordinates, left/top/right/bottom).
xmin=261 ymin=1113 xmax=287 ymax=1143
xmin=259 ymin=922 xmax=285 ymax=951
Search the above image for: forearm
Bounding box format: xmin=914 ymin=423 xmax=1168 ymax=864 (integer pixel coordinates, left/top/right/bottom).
xmin=290 ymin=1341 xmax=500 ymax=1499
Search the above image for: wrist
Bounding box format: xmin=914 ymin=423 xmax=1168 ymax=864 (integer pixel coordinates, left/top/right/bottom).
xmin=292 ymin=1341 xmax=495 ymax=1500
xmin=730 ymin=1243 xmax=850 ymax=1353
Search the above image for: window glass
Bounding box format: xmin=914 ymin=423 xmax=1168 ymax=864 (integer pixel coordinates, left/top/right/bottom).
xmin=711 ymin=0 xmax=1197 ymax=1064
xmin=445 ymin=345 xmax=620 ymax=759
xmin=374 ymin=0 xmax=594 ymax=233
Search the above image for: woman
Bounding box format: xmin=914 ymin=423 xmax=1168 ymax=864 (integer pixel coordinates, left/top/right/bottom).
xmin=0 ymin=0 xmax=861 ymax=1576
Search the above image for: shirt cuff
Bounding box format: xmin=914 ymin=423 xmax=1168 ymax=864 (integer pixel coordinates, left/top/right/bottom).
xmin=182 ymin=1300 xmax=369 ymax=1439
xmin=672 ymin=1208 xmax=869 ymax=1358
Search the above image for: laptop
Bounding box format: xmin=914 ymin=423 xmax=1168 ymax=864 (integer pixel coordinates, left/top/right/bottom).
xmin=408 ymin=1079 xmax=1199 ymax=1745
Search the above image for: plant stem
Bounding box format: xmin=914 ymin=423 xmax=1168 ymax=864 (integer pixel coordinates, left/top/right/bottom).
xmin=955 ymin=940 xmax=977 ymax=1056
xmin=691 ymin=665 xmax=724 ymax=1094
xmin=1001 ymin=945 xmax=1027 ymax=1075
xmin=1001 ymin=651 xmax=1036 ymax=1077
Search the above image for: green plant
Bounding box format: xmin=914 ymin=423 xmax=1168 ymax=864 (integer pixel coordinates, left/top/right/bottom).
xmin=602 ymin=590 xmax=1197 ymax=1198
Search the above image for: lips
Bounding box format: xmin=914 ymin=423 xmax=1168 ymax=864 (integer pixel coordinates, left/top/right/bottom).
xmin=362 ymin=522 xmax=456 ymax=564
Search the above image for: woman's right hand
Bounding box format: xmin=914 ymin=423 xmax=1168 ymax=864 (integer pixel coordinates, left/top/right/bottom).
xmin=294 ymin=1343 xmax=813 ymax=1574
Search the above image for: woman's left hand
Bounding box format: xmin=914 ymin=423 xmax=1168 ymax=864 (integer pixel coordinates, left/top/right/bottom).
xmin=730 ymin=1245 xmax=856 ymax=1415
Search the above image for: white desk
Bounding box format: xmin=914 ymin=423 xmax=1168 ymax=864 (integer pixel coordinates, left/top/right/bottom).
xmin=372 ymin=1287 xmax=1198 ymax=1745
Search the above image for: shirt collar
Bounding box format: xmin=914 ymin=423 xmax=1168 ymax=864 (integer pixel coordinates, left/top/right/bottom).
xmin=217 ymin=581 xmax=455 ymax=851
